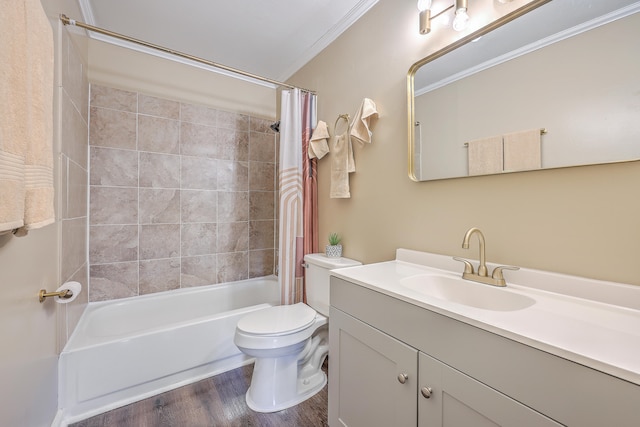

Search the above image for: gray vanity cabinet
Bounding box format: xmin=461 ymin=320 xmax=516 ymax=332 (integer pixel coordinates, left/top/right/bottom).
xmin=329 ymin=306 xmax=560 ymax=427
xmin=418 ymin=352 xmax=560 ymax=426
xmin=329 ymin=276 xmax=640 ymax=427
xmin=328 ymin=307 xmax=417 ymax=426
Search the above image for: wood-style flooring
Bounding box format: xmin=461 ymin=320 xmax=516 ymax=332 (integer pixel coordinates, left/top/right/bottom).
xmin=71 ymin=362 xmax=328 ymax=427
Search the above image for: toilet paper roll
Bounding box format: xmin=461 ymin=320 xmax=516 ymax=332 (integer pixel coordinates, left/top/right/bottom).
xmin=55 ymin=281 xmax=82 ymax=304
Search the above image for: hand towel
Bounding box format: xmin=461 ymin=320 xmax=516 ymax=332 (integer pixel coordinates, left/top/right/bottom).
xmin=503 ymin=129 xmax=541 ymax=172
xmin=350 ymin=98 xmax=379 ymax=144
xmin=308 ymin=120 xmax=330 ymax=159
xmin=330 ymin=132 xmax=354 ymax=198
xmin=0 ymin=0 xmax=55 ymax=234
xmin=467 ymin=136 xmax=503 ymax=176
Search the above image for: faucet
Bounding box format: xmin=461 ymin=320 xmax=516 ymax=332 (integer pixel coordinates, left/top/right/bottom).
xmin=455 ymin=227 xmax=519 ymax=287
xmin=462 ymin=227 xmax=488 ymax=277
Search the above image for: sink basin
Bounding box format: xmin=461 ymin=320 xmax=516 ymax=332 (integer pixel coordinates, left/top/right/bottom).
xmin=399 ymin=274 xmax=536 ymax=311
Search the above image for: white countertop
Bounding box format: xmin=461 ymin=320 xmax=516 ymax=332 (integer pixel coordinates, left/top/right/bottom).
xmin=330 ymin=249 xmax=640 ymax=385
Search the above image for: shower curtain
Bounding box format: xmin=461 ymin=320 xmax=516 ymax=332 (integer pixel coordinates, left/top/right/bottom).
xmin=278 ymin=89 xmax=318 ymax=305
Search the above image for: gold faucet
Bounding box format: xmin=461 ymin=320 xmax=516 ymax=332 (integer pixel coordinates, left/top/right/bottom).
xmin=456 ymin=227 xmax=519 ymax=287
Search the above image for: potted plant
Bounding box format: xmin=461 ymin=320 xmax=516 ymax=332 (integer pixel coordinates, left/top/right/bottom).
xmin=326 ymin=233 xmax=343 ymax=258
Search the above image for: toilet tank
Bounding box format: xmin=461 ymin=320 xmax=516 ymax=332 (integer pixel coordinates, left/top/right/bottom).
xmin=304 ymin=253 xmax=361 ymax=317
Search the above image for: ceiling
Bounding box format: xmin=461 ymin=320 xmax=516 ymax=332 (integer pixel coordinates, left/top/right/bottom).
xmin=77 ymin=0 xmax=378 ymax=86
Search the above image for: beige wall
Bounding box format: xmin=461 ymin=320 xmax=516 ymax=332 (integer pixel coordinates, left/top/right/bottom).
xmin=0 ymin=1 xmax=89 ymax=425
xmin=288 ymin=0 xmax=640 ymax=286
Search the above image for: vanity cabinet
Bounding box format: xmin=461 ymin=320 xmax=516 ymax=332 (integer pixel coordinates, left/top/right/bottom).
xmin=329 ymin=307 xmax=559 ymax=427
xmin=329 ymin=276 xmax=640 ymax=427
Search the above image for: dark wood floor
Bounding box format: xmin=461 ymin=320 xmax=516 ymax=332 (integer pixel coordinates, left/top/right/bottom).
xmin=71 ymin=362 xmax=328 ymax=427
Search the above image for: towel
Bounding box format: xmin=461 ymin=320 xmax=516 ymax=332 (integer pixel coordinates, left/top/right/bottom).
xmin=0 ymin=0 xmax=55 ymax=234
xmin=330 ymin=131 xmax=355 ymax=198
xmin=503 ymin=129 xmax=541 ymax=172
xmin=467 ymin=136 xmax=503 ymax=176
xmin=350 ymin=98 xmax=379 ymax=144
xmin=308 ymin=120 xmax=330 ymax=159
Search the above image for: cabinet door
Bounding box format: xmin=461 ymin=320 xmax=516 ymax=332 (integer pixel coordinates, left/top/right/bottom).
xmin=329 ymin=308 xmax=418 ymax=427
xmin=418 ymin=352 xmax=563 ymax=427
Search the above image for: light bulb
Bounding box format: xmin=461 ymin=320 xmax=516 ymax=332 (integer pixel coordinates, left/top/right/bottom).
xmin=452 ymin=9 xmax=469 ymax=31
xmin=417 ymin=0 xmax=432 ymax=12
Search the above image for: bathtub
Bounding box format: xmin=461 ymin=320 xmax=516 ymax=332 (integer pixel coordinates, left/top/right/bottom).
xmin=58 ymin=276 xmax=280 ymax=424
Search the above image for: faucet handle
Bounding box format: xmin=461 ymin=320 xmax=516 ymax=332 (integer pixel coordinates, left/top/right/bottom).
xmin=491 ymin=265 xmax=520 ymax=286
xmin=453 ymin=257 xmax=474 ymax=274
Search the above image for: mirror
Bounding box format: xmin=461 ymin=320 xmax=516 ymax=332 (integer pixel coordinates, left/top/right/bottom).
xmin=408 ymin=0 xmax=640 ymax=181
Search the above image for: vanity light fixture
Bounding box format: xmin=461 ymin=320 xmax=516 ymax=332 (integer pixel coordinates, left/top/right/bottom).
xmin=417 ymin=0 xmax=432 ymax=35
xmin=452 ymin=0 xmax=470 ymax=31
xmin=418 ymin=0 xmax=470 ymax=35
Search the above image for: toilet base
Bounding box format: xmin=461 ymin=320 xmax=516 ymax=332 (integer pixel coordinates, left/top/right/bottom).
xmin=246 ymin=368 xmax=326 ymax=413
xmin=244 ymin=331 xmax=329 ymax=413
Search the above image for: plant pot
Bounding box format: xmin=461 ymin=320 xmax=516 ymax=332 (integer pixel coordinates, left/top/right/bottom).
xmin=325 ymin=244 xmax=343 ymax=258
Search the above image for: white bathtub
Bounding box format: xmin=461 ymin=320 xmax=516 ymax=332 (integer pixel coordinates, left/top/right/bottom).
xmin=58 ymin=276 xmax=280 ymax=424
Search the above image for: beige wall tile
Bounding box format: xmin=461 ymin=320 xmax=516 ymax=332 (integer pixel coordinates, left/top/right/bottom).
xmin=67 ymin=160 xmax=88 ymax=219
xmin=61 ymin=89 xmax=88 ymax=167
xmin=180 ymin=122 xmax=219 ymax=158
xmin=140 ymin=259 xmax=180 ymax=294
xmin=181 ymin=156 xmax=218 ymax=190
xmin=249 ymin=161 xmax=275 ymax=191
xmin=90 ymin=187 xmax=138 ymax=225
xmin=218 ymin=191 xmax=248 ymax=222
xmin=217 ymin=129 xmax=249 ymax=161
xmin=181 ymin=190 xmax=217 ymax=223
xmin=217 ymin=251 xmax=249 ymax=283
xmin=181 ymin=103 xmax=218 ymax=126
xmin=249 ymin=249 xmax=275 ymax=278
xmin=61 ymin=217 xmax=88 ymax=282
xmin=139 ymin=94 xmax=180 ymax=119
xmin=90 ymin=84 xmax=137 ymax=112
xmin=249 ymin=131 xmax=275 ymax=162
xmin=89 ymin=262 xmax=139 ymax=301
xmin=139 ymin=224 xmax=180 ymax=260
xmin=181 ymin=223 xmax=217 ymax=256
xmin=90 ymin=147 xmax=138 ymax=187
xmin=181 ymin=255 xmax=217 ymax=287
xmin=218 ymin=110 xmax=249 ymax=131
xmin=139 ymin=189 xmax=180 ymax=224
xmin=249 ymin=220 xmax=275 ymax=250
xmin=89 ymin=225 xmax=138 ymax=264
xmin=249 ymin=191 xmax=275 ymax=220
xmin=250 ymin=116 xmax=274 ymax=133
xmin=217 ymin=160 xmax=249 ymax=190
xmin=138 ymin=115 xmax=180 ymax=154
xmin=218 ymin=222 xmax=249 ymax=253
xmin=89 ymin=107 xmax=137 ymax=149
xmin=139 ymin=152 xmax=180 ymax=188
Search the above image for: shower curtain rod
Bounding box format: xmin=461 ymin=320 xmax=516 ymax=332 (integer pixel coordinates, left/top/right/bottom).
xmin=59 ymin=14 xmax=316 ymax=94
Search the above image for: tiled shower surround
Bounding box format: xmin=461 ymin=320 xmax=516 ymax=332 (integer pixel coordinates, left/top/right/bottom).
xmin=89 ymin=84 xmax=277 ymax=301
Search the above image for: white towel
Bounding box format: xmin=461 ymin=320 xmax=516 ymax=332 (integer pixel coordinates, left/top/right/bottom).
xmin=308 ymin=120 xmax=330 ymax=159
xmin=330 ymin=132 xmax=354 ymax=198
xmin=503 ymin=129 xmax=541 ymax=172
xmin=0 ymin=0 xmax=55 ymax=235
xmin=350 ymin=98 xmax=379 ymax=144
xmin=467 ymin=136 xmax=503 ymax=176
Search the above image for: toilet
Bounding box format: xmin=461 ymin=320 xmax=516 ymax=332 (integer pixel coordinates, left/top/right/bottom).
xmin=234 ymin=253 xmax=361 ymax=413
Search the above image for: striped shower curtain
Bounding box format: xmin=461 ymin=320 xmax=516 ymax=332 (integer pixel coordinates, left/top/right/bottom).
xmin=278 ymin=89 xmax=318 ymax=305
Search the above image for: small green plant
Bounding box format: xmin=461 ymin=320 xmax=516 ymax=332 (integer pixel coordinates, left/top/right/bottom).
xmin=328 ymin=233 xmax=341 ymax=246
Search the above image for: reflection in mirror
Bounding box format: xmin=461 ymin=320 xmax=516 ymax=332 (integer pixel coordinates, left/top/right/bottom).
xmin=408 ymin=0 xmax=640 ymax=181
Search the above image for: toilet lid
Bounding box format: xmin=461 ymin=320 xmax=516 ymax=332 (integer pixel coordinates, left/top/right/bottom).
xmin=237 ymin=303 xmax=317 ymax=336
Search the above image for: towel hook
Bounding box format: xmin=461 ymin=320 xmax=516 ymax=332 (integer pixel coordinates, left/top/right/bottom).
xmin=334 ymin=114 xmax=350 ymax=133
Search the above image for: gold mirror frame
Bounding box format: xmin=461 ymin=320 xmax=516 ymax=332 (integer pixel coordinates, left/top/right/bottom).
xmin=407 ymin=0 xmax=552 ymax=181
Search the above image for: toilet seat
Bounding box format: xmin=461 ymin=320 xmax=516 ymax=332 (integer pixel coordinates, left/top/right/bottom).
xmin=236 ymin=303 xmax=317 ymax=336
